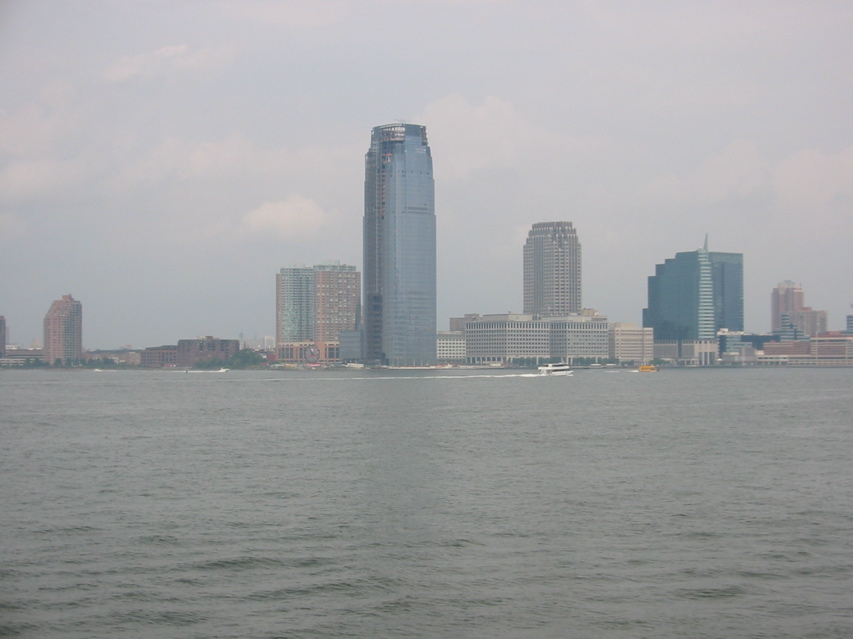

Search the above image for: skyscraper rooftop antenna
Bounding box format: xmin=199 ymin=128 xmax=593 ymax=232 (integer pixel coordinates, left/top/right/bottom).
xmin=703 ymin=234 xmax=709 ymax=252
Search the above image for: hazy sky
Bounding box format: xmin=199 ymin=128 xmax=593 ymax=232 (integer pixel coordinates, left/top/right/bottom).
xmin=2 ymin=1 xmax=852 ymax=349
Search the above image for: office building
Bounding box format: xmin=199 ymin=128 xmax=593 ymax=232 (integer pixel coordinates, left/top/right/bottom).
xmin=710 ymin=251 xmax=744 ymax=333
xmin=363 ymin=123 xmax=436 ymax=366
xmin=275 ymin=262 xmax=360 ymax=363
xmin=464 ymin=314 xmax=551 ymax=364
xmin=643 ymin=240 xmax=743 ymax=349
xmin=523 ymin=222 xmax=582 ymax=316
xmin=463 ymin=312 xmax=608 ymax=364
xmin=43 ymin=294 xmax=82 ymax=364
xmin=609 ymin=323 xmax=654 ymax=365
xmin=549 ymin=313 xmax=609 ymax=361
xmin=0 ymin=316 xmax=5 ymax=358
xmin=436 ymin=331 xmax=466 ymax=362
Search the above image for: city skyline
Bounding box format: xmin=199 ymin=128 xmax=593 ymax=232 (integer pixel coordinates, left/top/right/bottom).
xmin=2 ymin=2 xmax=852 ymax=348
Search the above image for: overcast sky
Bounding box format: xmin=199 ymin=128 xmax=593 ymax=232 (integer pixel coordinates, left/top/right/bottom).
xmin=1 ymin=0 xmax=852 ymax=349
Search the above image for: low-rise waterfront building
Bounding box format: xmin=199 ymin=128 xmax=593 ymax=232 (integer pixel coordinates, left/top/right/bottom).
xmin=0 ymin=347 xmax=44 ymax=366
xmin=82 ymin=350 xmax=141 ymax=366
xmin=653 ymin=339 xmax=718 ymax=366
xmin=464 ymin=314 xmax=550 ymax=364
xmin=463 ymin=311 xmax=608 ymax=365
xmin=549 ymin=314 xmax=610 ymax=362
xmin=758 ymin=334 xmax=853 ymax=366
xmin=608 ymin=323 xmax=654 ymax=365
xmin=176 ymin=336 xmax=240 ymax=368
xmin=436 ymin=331 xmax=466 ymax=362
xmin=141 ymin=345 xmax=178 ymax=368
xmin=276 ymin=341 xmax=339 ymax=365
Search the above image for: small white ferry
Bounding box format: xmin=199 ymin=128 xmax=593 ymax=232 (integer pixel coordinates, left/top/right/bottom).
xmin=537 ymin=363 xmax=573 ymax=376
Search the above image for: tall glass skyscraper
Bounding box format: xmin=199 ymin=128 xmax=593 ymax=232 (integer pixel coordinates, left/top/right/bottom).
xmin=363 ymin=123 xmax=436 ymax=366
xmin=523 ymin=221 xmax=582 ymax=316
xmin=643 ymin=240 xmax=743 ymax=343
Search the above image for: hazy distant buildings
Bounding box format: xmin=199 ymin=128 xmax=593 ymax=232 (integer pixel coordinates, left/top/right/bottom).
xmin=141 ymin=345 xmax=178 ymax=368
xmin=363 ymin=123 xmax=436 ymax=366
xmin=643 ymin=240 xmax=743 ymax=351
xmin=524 ymin=222 xmax=582 ymax=316
xmin=0 ymin=316 xmax=5 ymax=358
xmin=43 ymin=294 xmax=82 ymax=364
xmin=275 ymin=262 xmax=360 ymax=363
xmin=771 ymin=281 xmax=804 ymax=333
xmin=771 ymin=281 xmax=827 ymax=338
xmin=761 ymin=335 xmax=853 ymax=366
xmin=176 ymin=337 xmax=240 ymax=368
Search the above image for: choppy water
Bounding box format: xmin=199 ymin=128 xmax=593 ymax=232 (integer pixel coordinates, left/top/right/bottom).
xmin=2 ymin=367 xmax=852 ymax=638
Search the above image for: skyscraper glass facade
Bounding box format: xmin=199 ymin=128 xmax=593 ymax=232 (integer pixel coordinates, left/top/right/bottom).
xmin=709 ymin=252 xmax=744 ymax=333
xmin=363 ymin=123 xmax=436 ymax=366
xmin=523 ymin=221 xmax=582 ymax=316
xmin=643 ymin=245 xmax=743 ymax=342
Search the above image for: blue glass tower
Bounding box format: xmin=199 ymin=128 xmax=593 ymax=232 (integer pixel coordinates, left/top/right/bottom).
xmin=643 ymin=239 xmax=743 ymax=344
xmin=363 ymin=124 xmax=436 ymax=366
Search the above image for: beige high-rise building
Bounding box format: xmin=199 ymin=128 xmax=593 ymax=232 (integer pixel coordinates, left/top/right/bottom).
xmin=43 ymin=294 xmax=82 ymax=364
xmin=771 ymin=281 xmax=827 ymax=337
xmin=523 ymin=222 xmax=582 ymax=316
xmin=771 ymin=281 xmax=804 ymax=333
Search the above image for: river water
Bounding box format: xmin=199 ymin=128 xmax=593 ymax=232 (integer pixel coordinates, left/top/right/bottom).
xmin=2 ymin=367 xmax=852 ymax=638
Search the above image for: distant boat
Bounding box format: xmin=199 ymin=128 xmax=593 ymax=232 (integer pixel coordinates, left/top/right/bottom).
xmin=538 ymin=363 xmax=573 ymax=376
xmin=186 ymin=368 xmax=230 ymax=373
xmin=638 ymin=365 xmax=658 ymax=373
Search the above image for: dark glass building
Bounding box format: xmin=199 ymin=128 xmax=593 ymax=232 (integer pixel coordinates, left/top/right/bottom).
xmin=709 ymin=251 xmax=744 ymax=333
xmin=643 ymin=241 xmax=743 ymax=342
xmin=363 ymin=124 xmax=436 ymax=366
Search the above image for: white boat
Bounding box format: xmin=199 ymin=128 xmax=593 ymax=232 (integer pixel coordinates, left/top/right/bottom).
xmin=537 ymin=363 xmax=573 ymax=376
